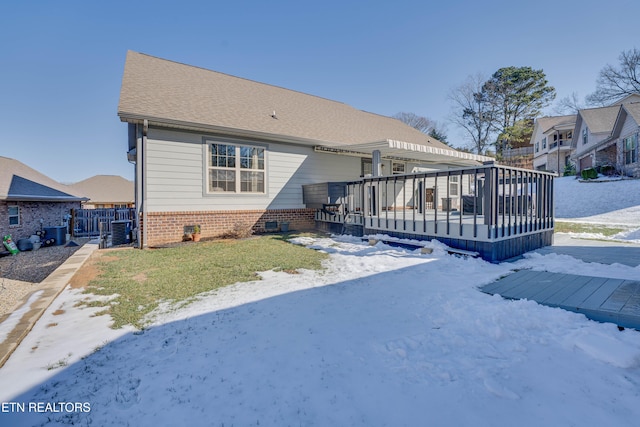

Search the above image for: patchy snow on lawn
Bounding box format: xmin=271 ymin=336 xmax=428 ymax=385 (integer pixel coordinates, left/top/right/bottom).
xmin=1 ymin=234 xmax=640 ymax=426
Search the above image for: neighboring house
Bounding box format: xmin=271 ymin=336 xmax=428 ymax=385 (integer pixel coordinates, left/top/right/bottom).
xmin=571 ymin=93 xmax=640 ymax=176
xmin=118 ymin=51 xmax=492 ymax=247
xmin=530 ymin=94 xmax=640 ymax=177
xmin=610 ymin=93 xmax=640 ymax=106
xmin=571 ymin=105 xmax=620 ymax=172
xmin=608 ymin=102 xmax=640 ymax=177
xmin=0 ymin=156 xmax=87 ymax=241
xmin=530 ymin=114 xmax=577 ymax=174
xmin=68 ymin=175 xmax=134 ymax=208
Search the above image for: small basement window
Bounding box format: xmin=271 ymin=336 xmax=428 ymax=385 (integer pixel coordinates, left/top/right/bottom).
xmin=8 ymin=205 xmax=20 ymax=225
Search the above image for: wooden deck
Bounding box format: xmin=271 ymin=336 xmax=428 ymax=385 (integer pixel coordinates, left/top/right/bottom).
xmin=309 ymin=164 xmax=555 ymax=263
xmin=482 ymin=270 xmax=640 ymax=329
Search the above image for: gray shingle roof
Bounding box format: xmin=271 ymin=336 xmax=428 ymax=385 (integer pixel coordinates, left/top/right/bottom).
xmin=579 ymin=105 xmax=620 ymax=134
xmin=118 ymin=51 xmax=453 ymax=151
xmin=622 ymin=102 xmax=640 ymax=125
xmin=68 ymin=175 xmax=134 ymax=205
xmin=0 ymin=157 xmax=86 ymax=202
xmin=536 ymin=115 xmax=576 ymax=134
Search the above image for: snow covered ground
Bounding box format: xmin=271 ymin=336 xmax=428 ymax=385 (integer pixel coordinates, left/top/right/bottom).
xmin=0 ymin=177 xmax=639 ymax=426
xmin=555 ymin=176 xmax=640 ymax=226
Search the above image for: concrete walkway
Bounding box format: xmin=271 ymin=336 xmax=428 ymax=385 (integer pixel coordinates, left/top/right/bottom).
xmin=0 ymin=241 xmax=99 ymax=368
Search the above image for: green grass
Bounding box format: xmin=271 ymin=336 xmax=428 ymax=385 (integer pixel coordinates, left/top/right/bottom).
xmin=84 ymin=234 xmax=328 ymax=329
xmin=554 ymin=221 xmax=627 ymax=237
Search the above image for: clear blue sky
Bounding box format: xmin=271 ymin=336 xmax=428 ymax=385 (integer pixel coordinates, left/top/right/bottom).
xmin=1 ymin=0 xmax=638 ymax=183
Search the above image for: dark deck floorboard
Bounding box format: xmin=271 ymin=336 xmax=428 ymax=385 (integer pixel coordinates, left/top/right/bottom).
xmin=482 ymin=270 xmax=640 ymax=329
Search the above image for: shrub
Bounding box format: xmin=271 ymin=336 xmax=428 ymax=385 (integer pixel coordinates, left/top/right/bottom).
xmin=598 ymin=165 xmax=616 ymax=176
xmin=221 ymin=221 xmax=254 ymax=239
xmin=580 ymin=168 xmax=598 ymax=180
xmin=563 ymin=163 xmax=576 ymax=176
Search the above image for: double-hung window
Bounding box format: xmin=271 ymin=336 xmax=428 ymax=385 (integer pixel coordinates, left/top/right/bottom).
xmin=392 ymin=162 xmax=405 ymax=175
xmin=208 ymin=142 xmax=265 ymax=193
xmin=449 ymin=176 xmax=459 ymax=196
xmin=8 ymin=205 xmax=19 ymax=226
xmin=582 ymin=128 xmax=588 ymax=145
xmin=623 ymin=134 xmax=638 ymax=165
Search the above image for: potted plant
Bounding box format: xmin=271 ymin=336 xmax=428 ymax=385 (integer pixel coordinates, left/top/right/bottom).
xmin=192 ymin=224 xmax=201 ymax=242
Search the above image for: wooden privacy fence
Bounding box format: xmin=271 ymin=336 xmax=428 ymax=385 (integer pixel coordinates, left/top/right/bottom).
xmin=71 ymin=208 xmax=137 ymax=237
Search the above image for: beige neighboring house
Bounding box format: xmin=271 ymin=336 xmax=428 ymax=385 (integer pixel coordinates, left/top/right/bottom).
xmin=118 ymin=51 xmax=492 ymax=247
xmin=530 ymin=114 xmax=577 ymax=174
xmin=605 ymin=102 xmax=640 ymax=177
xmin=571 ymin=105 xmax=620 ymax=172
xmin=571 ymin=93 xmax=640 ymax=176
xmin=0 ymin=156 xmax=87 ymax=242
xmin=68 ymin=175 xmax=134 ymax=209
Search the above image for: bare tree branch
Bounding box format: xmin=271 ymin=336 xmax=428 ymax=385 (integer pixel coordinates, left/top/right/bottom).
xmin=553 ymin=92 xmax=584 ymax=115
xmin=393 ymin=112 xmax=449 ymax=144
xmin=587 ymin=48 xmax=640 ymax=106
xmin=392 ymin=112 xmax=434 ymax=134
xmin=448 ymin=74 xmax=499 ymax=155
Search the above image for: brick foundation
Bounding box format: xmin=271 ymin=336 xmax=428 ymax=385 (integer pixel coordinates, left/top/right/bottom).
xmin=143 ymin=209 xmax=316 ymax=246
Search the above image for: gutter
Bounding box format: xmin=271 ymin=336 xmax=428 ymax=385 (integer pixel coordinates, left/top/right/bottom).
xmin=117 ymin=113 xmax=335 ymax=148
xmin=4 ymin=195 xmax=89 ymax=202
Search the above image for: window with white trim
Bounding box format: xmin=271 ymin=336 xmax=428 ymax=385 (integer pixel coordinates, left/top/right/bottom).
xmin=361 ymin=158 xmax=372 ymax=177
xmin=623 ymin=134 xmax=638 ymax=165
xmin=208 ymin=142 xmax=265 ymax=193
xmin=582 ymin=127 xmax=588 ymax=145
xmin=392 ymin=162 xmax=405 ymax=174
xmin=542 ymin=137 xmax=547 ymax=149
xmin=8 ymin=205 xmax=19 ymax=226
xmin=449 ymin=176 xmax=459 ymax=196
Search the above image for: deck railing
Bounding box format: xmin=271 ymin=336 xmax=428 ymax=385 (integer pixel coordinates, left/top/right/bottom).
xmin=312 ymin=164 xmax=555 ymax=261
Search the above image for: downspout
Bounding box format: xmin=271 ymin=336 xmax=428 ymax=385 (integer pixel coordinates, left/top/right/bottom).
xmin=556 ymin=130 xmax=560 ymax=176
xmin=135 ymin=119 xmax=148 ymax=249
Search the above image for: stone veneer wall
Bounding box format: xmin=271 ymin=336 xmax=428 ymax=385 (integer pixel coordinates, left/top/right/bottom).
xmin=617 ymin=140 xmax=640 ymax=177
xmin=144 ymin=208 xmax=316 ymax=246
xmin=0 ymin=201 xmax=79 ymax=241
xmin=596 ymin=144 xmax=617 ymax=168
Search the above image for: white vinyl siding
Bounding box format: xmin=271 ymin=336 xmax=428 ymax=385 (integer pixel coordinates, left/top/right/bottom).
xmin=144 ymin=128 xmax=360 ymax=212
xmin=574 ymin=123 xmax=610 ymax=159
